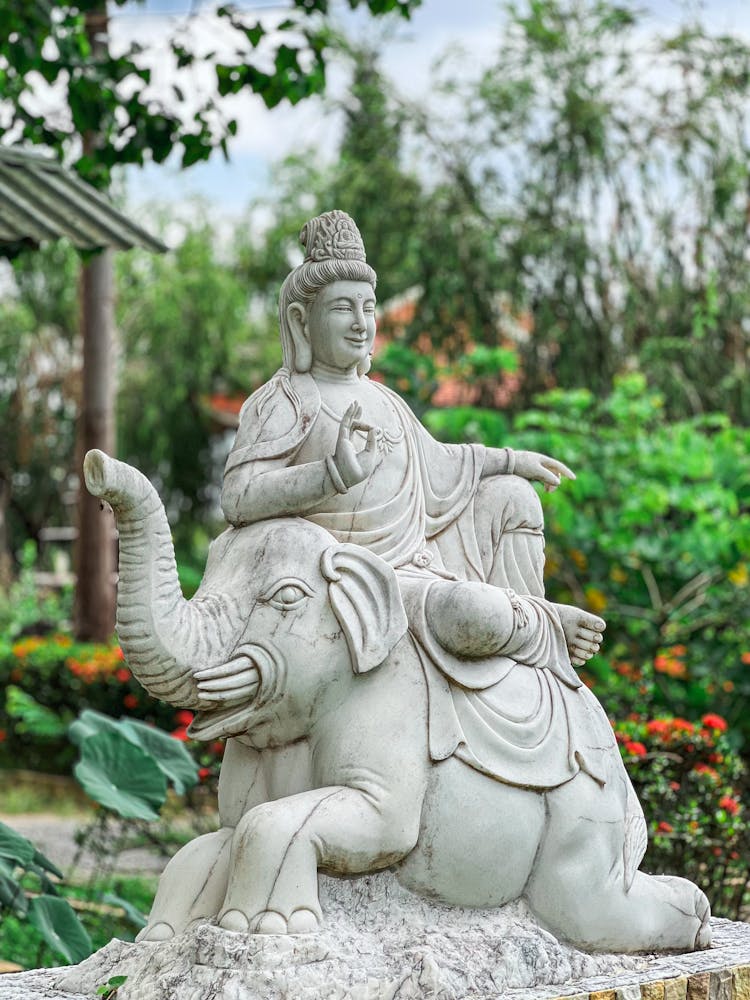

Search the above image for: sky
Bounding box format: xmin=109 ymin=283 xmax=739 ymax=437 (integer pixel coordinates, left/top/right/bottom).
xmin=114 ymin=0 xmax=750 ymax=221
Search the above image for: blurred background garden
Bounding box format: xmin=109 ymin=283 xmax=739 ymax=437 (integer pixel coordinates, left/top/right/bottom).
xmin=1 ymin=0 xmax=749 ymax=972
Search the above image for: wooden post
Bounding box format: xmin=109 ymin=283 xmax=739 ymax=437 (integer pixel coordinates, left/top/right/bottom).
xmin=73 ymin=5 xmax=116 ymax=641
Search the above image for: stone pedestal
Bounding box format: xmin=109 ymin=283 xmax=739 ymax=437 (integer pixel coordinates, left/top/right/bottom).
xmin=0 ymin=873 xmax=748 ymax=999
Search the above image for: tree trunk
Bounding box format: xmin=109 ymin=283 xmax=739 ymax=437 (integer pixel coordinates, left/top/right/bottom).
xmin=73 ymin=4 xmax=117 ymax=642
xmin=74 ymin=248 xmax=116 ymax=640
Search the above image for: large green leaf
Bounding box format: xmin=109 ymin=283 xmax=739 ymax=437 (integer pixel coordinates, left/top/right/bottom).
xmin=28 ymin=895 xmax=93 ymax=964
xmin=33 ymin=847 xmax=64 ymax=880
xmin=121 ymin=719 xmax=198 ymax=795
xmin=0 ymin=872 xmax=28 ymax=917
xmin=68 ymin=709 xmax=123 ymax=748
xmin=0 ymin=821 xmax=35 ymax=867
xmin=74 ymin=731 xmax=167 ymax=821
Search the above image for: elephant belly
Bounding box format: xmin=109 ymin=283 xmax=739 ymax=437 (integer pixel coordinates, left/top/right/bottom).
xmin=395 ymin=757 xmax=546 ymax=907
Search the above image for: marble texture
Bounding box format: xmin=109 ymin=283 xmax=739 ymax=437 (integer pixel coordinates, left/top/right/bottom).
xmin=1 ymin=875 xmax=749 ymax=999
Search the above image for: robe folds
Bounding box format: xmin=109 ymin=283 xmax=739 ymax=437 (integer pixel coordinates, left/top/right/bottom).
xmin=222 ymin=368 xmax=616 ymax=790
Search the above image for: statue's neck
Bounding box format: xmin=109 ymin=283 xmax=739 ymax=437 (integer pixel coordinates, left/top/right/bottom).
xmin=310 ymin=361 xmax=361 ymax=384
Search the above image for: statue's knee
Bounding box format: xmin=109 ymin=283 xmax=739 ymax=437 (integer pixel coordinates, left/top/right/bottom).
xmin=477 ymin=475 xmax=543 ymax=530
xmin=235 ymin=802 xmax=289 ymax=846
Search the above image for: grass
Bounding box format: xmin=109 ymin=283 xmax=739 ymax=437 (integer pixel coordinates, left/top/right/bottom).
xmin=0 ymin=771 xmax=92 ymax=818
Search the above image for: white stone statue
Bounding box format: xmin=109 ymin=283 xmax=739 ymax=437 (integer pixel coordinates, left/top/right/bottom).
xmin=81 ymin=211 xmax=711 ymax=959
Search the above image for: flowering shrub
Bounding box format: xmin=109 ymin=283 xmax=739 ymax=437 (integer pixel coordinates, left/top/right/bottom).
xmin=615 ymin=711 xmax=749 ymax=917
xmin=0 ymin=633 xmax=178 ymax=772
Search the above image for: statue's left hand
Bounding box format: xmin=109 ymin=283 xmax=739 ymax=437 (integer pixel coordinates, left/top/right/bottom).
xmin=512 ymin=451 xmax=575 ymax=492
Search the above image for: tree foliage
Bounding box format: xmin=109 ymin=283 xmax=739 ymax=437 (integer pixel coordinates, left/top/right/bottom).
xmin=0 ymin=0 xmax=420 ymax=186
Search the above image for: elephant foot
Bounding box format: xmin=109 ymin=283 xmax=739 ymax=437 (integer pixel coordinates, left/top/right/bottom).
xmin=694 ymin=890 xmax=712 ymax=949
xmin=136 ymin=921 xmax=175 ymax=942
xmin=219 ymin=907 xmax=320 ymax=935
xmin=554 ymin=604 xmax=605 ymax=666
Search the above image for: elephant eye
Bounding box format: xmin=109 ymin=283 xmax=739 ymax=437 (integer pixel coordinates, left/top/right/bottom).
xmin=262 ymin=578 xmax=314 ymax=611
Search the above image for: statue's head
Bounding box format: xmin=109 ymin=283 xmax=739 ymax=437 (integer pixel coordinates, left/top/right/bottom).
xmin=279 ymin=210 xmax=377 ymax=375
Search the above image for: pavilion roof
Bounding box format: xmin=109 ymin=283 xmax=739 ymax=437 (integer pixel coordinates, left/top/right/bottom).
xmin=0 ymin=146 xmax=166 ymax=254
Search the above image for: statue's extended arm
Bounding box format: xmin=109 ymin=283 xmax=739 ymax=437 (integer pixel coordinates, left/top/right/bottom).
xmin=222 ymin=401 xmax=377 ymax=527
xmin=481 ymin=447 xmax=575 ymax=492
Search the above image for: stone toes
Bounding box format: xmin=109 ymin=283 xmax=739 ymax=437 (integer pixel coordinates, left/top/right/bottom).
xmin=219 ymin=909 xmax=251 ymax=934
xmin=136 ymin=921 xmax=175 ymax=942
xmin=287 ymin=908 xmax=319 ymax=934
xmin=252 ymin=910 xmax=288 ymax=934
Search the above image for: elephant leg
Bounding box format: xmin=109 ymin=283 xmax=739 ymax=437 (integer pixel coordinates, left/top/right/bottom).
xmin=525 ymin=770 xmax=711 ymax=952
xmin=218 ymin=785 xmax=421 ymax=934
xmin=137 ymin=828 xmax=234 ymax=941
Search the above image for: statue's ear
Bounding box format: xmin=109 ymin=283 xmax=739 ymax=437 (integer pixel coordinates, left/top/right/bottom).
xmin=286 ymin=301 xmax=312 ymax=373
xmin=321 ymin=543 xmax=408 ymax=674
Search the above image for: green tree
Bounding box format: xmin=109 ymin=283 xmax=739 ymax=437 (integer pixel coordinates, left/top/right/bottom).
xmin=116 ymin=218 xmax=280 ymax=553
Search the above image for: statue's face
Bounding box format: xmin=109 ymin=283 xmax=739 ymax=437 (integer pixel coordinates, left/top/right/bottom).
xmin=305 ymin=280 xmax=376 ymax=371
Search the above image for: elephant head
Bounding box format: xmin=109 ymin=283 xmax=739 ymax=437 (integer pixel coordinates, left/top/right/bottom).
xmin=84 ymin=450 xmax=408 ymax=743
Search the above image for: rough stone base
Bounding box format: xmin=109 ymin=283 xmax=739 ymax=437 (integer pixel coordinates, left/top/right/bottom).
xmin=0 ymin=872 xmax=748 ymax=999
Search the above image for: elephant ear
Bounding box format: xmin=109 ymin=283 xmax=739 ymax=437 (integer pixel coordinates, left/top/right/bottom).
xmin=321 ymin=543 xmax=408 ymax=674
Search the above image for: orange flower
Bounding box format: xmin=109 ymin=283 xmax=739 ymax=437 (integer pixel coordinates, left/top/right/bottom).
xmin=719 ymin=796 xmax=740 ymax=816
xmin=693 ymin=764 xmax=719 ymax=781
xmin=671 ymin=719 xmax=695 ymax=734
xmin=742 ymin=652 xmax=750 ymax=665
xmin=12 ymin=637 xmax=44 ymax=658
xmin=701 ymin=713 xmax=727 ymax=733
xmin=670 ymin=645 xmax=687 ymax=656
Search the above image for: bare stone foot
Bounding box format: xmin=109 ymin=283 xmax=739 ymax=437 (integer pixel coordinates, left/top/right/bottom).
xmin=554 ymin=604 xmax=605 ymax=666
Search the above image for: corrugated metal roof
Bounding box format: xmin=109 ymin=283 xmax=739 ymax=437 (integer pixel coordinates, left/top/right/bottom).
xmin=0 ymin=146 xmax=167 ymax=253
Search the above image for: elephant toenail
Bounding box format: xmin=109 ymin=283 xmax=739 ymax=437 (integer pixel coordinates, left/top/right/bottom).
xmin=136 ymin=921 xmax=175 ymax=942
xmin=252 ymin=911 xmax=288 ymax=934
xmin=219 ymin=909 xmax=251 ymax=934
xmin=287 ymin=908 xmax=319 ymax=934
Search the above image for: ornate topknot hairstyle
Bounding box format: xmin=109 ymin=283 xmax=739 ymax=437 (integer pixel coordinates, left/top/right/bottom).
xmin=279 ymin=210 xmax=377 ymax=374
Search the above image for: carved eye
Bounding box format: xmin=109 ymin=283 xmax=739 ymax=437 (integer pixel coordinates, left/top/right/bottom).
xmin=262 ymin=578 xmax=314 ymax=611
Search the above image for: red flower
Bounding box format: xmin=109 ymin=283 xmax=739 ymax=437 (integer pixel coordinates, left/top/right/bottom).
xmin=701 ymin=713 xmax=727 ymax=733
xmin=671 ymin=719 xmax=695 ymax=734
xmin=657 ymin=821 xmax=673 ymax=833
xmin=0 ymin=729 xmax=6 ymax=743
xmin=115 ymin=646 xmax=125 ymax=660
xmin=719 ymin=796 xmax=740 ymax=816
xmin=646 ymin=719 xmax=670 ymax=737
xmin=174 ymin=709 xmax=194 ymax=726
xmin=171 ymin=726 xmax=189 ymax=742
xmin=669 ymin=781 xmax=680 ymax=791
xmin=670 ymin=645 xmax=687 ymax=656
xmin=624 ymin=741 xmax=647 ymax=756
xmin=210 ymin=741 xmax=225 ymax=755
xmin=198 ymin=767 xmax=211 ymax=781
xmin=713 ymin=846 xmax=722 ymax=857
xmin=116 ymin=667 xmax=131 ymax=683
xmin=123 ymin=694 xmax=138 ymax=710
xmin=708 ymin=753 xmax=723 ymax=764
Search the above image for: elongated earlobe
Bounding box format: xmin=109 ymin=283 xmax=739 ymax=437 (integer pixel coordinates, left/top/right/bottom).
xmin=287 ymin=302 xmax=312 ymax=373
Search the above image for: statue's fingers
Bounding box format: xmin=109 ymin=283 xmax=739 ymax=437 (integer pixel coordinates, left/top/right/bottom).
xmin=570 ymin=655 xmax=586 ymax=667
xmin=340 ymin=401 xmax=358 ymax=435
xmin=536 ymin=467 xmax=561 ymax=489
xmin=577 ymin=627 xmax=603 ymax=644
xmin=543 ymin=457 xmax=576 ymax=481
xmin=571 ymin=640 xmax=599 ymax=657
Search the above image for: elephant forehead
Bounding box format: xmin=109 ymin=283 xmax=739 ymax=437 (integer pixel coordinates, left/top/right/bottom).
xmin=213 ymin=518 xmax=333 ymax=579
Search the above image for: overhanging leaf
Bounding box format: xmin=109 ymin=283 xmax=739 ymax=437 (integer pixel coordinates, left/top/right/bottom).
xmin=121 ymin=719 xmax=198 ymax=795
xmin=28 ymin=895 xmax=93 ymax=964
xmin=5 ymin=686 xmax=68 ymax=738
xmin=102 ymin=892 xmax=147 ymax=930
xmin=74 ymin=731 xmax=167 ymax=821
xmin=0 ymin=872 xmax=28 ymax=917
xmin=0 ymin=821 xmax=35 ymax=867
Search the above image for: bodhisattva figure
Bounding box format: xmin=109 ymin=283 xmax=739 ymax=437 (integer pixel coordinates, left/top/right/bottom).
xmin=81 ymin=210 xmax=711 ymax=958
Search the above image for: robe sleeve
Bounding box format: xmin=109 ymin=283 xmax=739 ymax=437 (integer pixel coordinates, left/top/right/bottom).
xmin=224 ymin=371 xmax=309 ymax=475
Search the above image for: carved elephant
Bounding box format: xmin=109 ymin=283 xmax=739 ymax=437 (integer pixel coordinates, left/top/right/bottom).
xmin=84 ymin=450 xmax=711 ymax=954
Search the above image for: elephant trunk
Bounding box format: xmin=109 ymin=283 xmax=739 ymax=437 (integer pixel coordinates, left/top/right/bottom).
xmin=84 ymin=449 xmax=237 ymax=710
